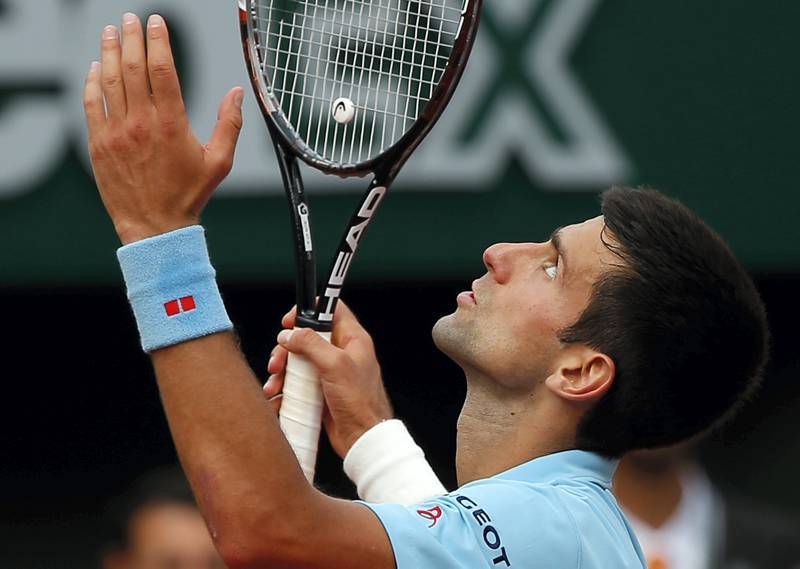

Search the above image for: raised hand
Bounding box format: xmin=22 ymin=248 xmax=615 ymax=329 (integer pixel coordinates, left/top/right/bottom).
xmin=83 ymin=13 xmax=244 ymax=245
xmin=264 ymin=301 xmax=394 ymax=458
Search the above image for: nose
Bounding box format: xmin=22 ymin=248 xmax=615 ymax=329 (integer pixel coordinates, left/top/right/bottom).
xmin=483 ymin=242 xmax=543 ymax=283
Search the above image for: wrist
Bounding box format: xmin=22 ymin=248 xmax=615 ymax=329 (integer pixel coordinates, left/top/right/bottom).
xmin=343 ymin=413 xmax=394 ymax=455
xmin=115 ymin=216 xmax=200 ymax=245
xmin=117 ymin=225 xmax=233 ymax=352
xmin=344 ymin=419 xmax=447 ymax=505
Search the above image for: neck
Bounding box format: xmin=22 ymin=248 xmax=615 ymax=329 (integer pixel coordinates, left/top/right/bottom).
xmin=614 ymin=456 xmax=684 ymax=529
xmin=455 ymin=371 xmax=576 ymax=485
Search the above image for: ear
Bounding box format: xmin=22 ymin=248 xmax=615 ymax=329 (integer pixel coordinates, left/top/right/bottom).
xmin=544 ymin=347 xmax=615 ymax=403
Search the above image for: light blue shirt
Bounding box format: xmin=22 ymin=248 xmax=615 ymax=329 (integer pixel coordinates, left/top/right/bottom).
xmin=364 ymin=450 xmax=645 ymax=568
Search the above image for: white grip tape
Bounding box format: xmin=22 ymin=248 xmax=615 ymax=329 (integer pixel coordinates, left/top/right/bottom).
xmin=279 ymin=329 xmax=331 ymax=482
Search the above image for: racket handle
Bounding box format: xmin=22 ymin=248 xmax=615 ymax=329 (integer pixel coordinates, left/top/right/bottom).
xmin=279 ymin=329 xmax=331 ymax=482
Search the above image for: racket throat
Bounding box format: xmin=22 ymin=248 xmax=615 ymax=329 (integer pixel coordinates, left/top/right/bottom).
xmin=296 ymin=312 xmax=333 ymax=333
xmin=315 ymin=182 xmax=388 ymax=324
xmin=316 ymin=286 xmax=342 ymax=326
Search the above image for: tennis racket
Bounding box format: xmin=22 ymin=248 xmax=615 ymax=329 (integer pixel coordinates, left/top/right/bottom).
xmin=239 ymin=0 xmax=482 ymax=481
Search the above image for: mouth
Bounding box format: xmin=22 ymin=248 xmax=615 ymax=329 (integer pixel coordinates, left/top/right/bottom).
xmin=456 ymin=280 xmax=479 ymax=306
xmin=456 ymin=291 xmax=476 ymax=306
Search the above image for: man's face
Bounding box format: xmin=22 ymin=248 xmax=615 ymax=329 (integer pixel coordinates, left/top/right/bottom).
xmin=433 ymin=216 xmax=617 ymax=389
xmin=122 ymin=504 xmax=224 ymax=569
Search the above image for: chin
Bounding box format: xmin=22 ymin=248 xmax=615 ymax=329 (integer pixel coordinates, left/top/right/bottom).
xmin=431 ymin=313 xmax=454 ymax=350
xmin=432 ymin=313 xmax=473 ymax=366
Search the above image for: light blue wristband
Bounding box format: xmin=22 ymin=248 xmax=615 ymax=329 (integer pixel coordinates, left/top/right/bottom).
xmin=117 ymin=225 xmax=233 ymax=353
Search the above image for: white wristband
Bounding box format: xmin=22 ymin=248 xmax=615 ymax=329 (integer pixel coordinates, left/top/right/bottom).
xmin=343 ymin=419 xmax=447 ymax=505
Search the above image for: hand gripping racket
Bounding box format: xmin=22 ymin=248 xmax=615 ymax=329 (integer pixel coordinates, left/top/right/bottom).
xmin=239 ymin=0 xmax=482 ymax=481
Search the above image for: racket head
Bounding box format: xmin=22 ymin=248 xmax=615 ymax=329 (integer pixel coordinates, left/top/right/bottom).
xmin=240 ymin=0 xmax=482 ymax=177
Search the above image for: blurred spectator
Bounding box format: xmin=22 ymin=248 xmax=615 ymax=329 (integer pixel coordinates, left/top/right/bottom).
xmin=615 ymin=445 xmax=800 ymax=569
xmin=100 ymin=467 xmax=224 ymax=569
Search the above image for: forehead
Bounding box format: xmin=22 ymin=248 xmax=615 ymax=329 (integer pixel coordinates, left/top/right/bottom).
xmin=559 ymin=216 xmax=617 ymax=278
xmin=559 ymin=215 xmax=605 ymax=246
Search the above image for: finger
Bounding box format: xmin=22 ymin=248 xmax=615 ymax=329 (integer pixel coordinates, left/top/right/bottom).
xmin=120 ymin=13 xmax=151 ymax=115
xmin=100 ymin=25 xmax=127 ymax=119
xmin=205 ymin=88 xmax=244 ymax=180
xmin=277 ymin=328 xmax=347 ymax=376
xmin=281 ymin=306 xmax=298 ymax=329
xmin=146 ymin=14 xmax=185 ymax=118
xmin=84 ymin=61 xmax=106 ymax=135
xmin=269 ymin=394 xmax=283 ymax=415
xmin=263 ymin=374 xmax=285 ymax=399
xmin=267 ymin=345 xmax=289 ymax=375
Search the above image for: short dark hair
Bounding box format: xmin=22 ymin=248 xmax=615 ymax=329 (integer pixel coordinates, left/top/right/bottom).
xmin=561 ymin=187 xmax=768 ymax=457
xmin=103 ymin=466 xmax=197 ymax=550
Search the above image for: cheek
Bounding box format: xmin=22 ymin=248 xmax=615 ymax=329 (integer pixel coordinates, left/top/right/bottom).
xmin=479 ymin=298 xmax=563 ymax=384
xmin=503 ymin=294 xmax=563 ymax=339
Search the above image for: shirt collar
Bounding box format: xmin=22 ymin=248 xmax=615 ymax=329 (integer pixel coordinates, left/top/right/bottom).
xmin=492 ymin=450 xmax=618 ymax=487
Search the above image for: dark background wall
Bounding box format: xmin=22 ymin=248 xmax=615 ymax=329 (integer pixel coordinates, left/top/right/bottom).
xmin=2 ymin=1 xmax=800 ymax=284
xmin=1 ymin=275 xmax=798 ymax=568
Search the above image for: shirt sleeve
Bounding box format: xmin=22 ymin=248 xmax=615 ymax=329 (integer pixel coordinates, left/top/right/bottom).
xmin=362 ymin=481 xmax=578 ymax=569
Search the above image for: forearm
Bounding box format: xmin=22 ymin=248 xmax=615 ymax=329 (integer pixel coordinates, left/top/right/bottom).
xmin=152 ymin=332 xmax=315 ymax=562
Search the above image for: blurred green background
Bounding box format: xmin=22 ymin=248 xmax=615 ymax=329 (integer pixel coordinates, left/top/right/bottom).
xmin=1 ymin=0 xmax=798 ymax=285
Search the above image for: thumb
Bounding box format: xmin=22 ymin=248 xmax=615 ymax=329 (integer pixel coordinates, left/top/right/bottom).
xmin=331 ymin=299 xmax=364 ymax=340
xmin=331 ymin=300 xmax=373 ymax=356
xmin=278 ymin=328 xmax=344 ymax=376
xmin=206 ymin=87 xmax=244 ymax=177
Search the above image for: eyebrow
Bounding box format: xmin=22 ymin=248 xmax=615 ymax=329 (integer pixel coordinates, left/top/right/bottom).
xmin=549 ymin=227 xmax=569 ymax=281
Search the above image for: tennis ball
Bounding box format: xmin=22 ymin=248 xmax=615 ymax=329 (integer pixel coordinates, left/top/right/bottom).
xmin=332 ymin=97 xmax=356 ymax=124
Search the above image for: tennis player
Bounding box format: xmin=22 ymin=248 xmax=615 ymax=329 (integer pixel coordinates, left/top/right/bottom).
xmin=83 ymin=14 xmax=768 ymax=569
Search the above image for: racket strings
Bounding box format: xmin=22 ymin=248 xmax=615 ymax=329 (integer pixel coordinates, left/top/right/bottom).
xmin=252 ymin=0 xmax=466 ymax=166
xmin=260 ymin=7 xmax=460 ymax=41
xmin=259 ymin=24 xmax=449 ymax=90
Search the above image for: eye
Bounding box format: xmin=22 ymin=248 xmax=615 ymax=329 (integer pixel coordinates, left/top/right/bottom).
xmin=543 ymin=259 xmax=559 ymax=280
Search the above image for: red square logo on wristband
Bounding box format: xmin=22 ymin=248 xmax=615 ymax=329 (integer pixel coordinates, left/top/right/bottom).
xmin=164 ymin=296 xmax=197 ymax=317
xmin=164 ymin=299 xmax=181 ymax=317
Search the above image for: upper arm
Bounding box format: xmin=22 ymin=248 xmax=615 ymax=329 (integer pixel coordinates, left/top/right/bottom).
xmin=265 ymin=494 xmax=397 ymax=569
xmin=245 ymin=482 xmax=577 ymax=569
xmin=262 ymin=489 xmax=486 ymax=569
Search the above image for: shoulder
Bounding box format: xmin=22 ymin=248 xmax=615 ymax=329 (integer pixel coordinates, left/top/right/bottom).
xmin=456 ymin=479 xmax=585 ymax=565
xmin=364 ymin=478 xmax=583 ymax=569
xmin=552 ymin=479 xmax=645 ymax=566
xmin=365 ymin=475 xmax=644 ymax=569
xmin=465 ymin=476 xmax=644 ymax=568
